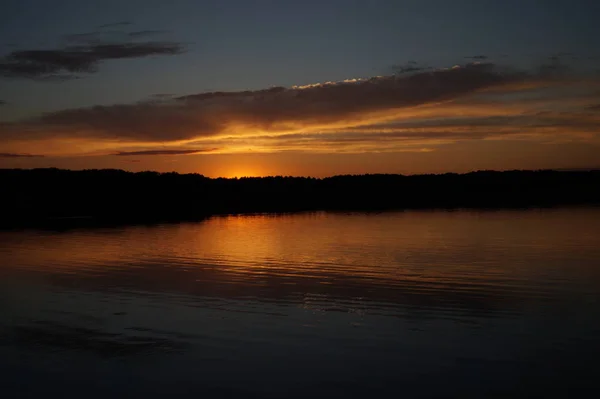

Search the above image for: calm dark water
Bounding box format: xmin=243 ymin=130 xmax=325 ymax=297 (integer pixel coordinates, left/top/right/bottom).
xmin=1 ymin=209 xmax=600 ymax=398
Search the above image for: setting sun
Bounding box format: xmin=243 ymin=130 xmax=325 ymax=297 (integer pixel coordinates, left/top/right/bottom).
xmin=221 ymin=166 xmax=266 ymax=178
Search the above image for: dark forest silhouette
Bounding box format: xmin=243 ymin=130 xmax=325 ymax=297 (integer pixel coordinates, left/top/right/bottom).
xmin=1 ymin=168 xmax=599 ymax=228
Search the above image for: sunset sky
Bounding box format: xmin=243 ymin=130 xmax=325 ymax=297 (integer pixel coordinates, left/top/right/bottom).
xmin=1 ymin=0 xmax=599 ymax=177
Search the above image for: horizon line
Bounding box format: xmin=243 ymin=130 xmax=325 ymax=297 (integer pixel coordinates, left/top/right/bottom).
xmin=2 ymin=166 xmax=600 ymax=180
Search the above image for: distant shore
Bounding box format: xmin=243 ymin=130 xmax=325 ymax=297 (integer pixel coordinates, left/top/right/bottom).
xmin=1 ymin=168 xmax=599 ymax=229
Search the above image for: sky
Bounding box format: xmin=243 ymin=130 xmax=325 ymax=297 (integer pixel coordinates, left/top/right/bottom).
xmin=1 ymin=0 xmax=599 ymax=177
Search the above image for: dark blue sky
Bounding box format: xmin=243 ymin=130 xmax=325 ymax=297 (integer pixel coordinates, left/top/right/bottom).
xmin=1 ymin=0 xmax=599 ymax=176
xmin=1 ymin=0 xmax=598 ymax=115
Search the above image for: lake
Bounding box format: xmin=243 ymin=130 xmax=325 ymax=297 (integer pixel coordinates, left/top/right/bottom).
xmin=1 ymin=208 xmax=599 ymax=398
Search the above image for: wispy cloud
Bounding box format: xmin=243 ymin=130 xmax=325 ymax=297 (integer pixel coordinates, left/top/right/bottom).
xmin=6 ymin=63 xmax=516 ymax=140
xmin=391 ymin=61 xmax=431 ymax=74
xmin=0 ymin=100 xmax=7 ymax=106
xmin=0 ymin=24 xmax=184 ymax=80
xmin=0 ymin=41 xmax=185 ymax=80
xmin=0 ymin=152 xmax=44 ymax=158
xmin=63 ymin=29 xmax=171 ymax=45
xmin=114 ymin=149 xmax=217 ymax=156
xmin=1 ymin=61 xmax=599 ymax=156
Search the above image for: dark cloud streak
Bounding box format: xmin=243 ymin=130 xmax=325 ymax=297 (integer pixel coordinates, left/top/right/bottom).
xmin=392 ymin=61 xmax=431 ymax=74
xmin=0 ymin=41 xmax=186 ymax=79
xmin=64 ymin=29 xmax=169 ymax=44
xmin=0 ymin=152 xmax=44 ymax=158
xmin=114 ymin=149 xmax=217 ymax=156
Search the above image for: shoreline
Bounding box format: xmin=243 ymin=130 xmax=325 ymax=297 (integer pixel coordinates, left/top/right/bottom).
xmin=2 ymin=204 xmax=598 ymax=231
xmin=2 ymin=168 xmax=599 ymax=230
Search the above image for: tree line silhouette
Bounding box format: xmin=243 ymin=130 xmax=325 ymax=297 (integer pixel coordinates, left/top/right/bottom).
xmin=1 ymin=168 xmax=599 ymax=227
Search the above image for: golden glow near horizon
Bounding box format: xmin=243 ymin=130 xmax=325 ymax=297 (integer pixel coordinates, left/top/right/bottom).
xmin=1 ymin=64 xmax=600 ymax=175
xmin=221 ymin=166 xmax=266 ymax=178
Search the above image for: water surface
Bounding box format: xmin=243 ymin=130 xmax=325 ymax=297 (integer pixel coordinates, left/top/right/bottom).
xmin=1 ymin=208 xmax=599 ymax=398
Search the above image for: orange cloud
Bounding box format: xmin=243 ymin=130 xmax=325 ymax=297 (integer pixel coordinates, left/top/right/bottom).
xmin=1 ymin=62 xmax=599 ymax=156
